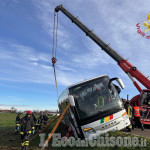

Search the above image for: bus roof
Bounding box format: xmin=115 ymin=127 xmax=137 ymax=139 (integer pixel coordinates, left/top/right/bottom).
xmin=67 ymin=74 xmax=108 ymax=89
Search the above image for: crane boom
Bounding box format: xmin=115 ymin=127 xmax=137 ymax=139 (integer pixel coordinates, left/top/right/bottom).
xmin=55 ymin=4 xmax=150 ymax=91
xmin=55 ymin=4 xmax=124 ymax=63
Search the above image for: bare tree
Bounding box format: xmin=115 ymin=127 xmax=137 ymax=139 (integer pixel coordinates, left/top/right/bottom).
xmin=11 ymin=107 xmax=17 ymax=113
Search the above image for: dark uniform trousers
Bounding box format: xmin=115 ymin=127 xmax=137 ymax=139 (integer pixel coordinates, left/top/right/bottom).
xmin=20 ymin=116 xmax=35 ymax=149
xmin=20 ymin=131 xmax=31 ymax=149
xmin=132 ymin=107 xmax=144 ymax=130
xmin=15 ymin=116 xmax=21 ymax=133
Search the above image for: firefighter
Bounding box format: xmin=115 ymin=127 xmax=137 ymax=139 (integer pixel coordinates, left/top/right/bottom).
xmin=124 ymin=100 xmax=132 ymax=116
xmin=93 ymin=84 xmax=104 ymax=109
xmin=35 ymin=113 xmax=43 ymax=131
xmin=124 ymin=100 xmax=132 ymax=132
xmin=39 ymin=112 xmax=44 ymax=127
xmin=32 ymin=113 xmax=37 ymax=125
xmin=132 ymin=104 xmax=144 ymax=130
xmin=122 ymin=99 xmax=127 ymax=106
xmin=43 ymin=113 xmax=48 ymax=125
xmin=35 ymin=116 xmax=41 ymax=131
xmin=97 ymin=95 xmax=104 ymax=109
xmin=15 ymin=113 xmax=21 ymax=134
xmin=31 ymin=113 xmax=37 ymax=134
xmin=20 ymin=111 xmax=35 ymax=150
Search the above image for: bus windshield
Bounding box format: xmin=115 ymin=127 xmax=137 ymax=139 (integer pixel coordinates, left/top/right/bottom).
xmin=69 ymin=76 xmax=124 ymax=121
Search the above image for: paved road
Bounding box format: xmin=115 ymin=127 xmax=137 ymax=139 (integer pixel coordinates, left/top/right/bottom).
xmin=122 ymin=128 xmax=150 ymax=139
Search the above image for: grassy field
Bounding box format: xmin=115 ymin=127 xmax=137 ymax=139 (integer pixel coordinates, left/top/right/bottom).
xmin=1 ymin=112 xmax=150 ymax=150
xmin=0 ymin=112 xmax=56 ymax=150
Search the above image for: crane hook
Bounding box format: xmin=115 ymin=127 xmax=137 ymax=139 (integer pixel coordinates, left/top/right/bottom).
xmin=51 ymin=57 xmax=57 ymax=67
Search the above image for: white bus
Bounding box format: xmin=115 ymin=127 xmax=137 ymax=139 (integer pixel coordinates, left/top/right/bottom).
xmin=58 ymin=75 xmax=130 ymax=139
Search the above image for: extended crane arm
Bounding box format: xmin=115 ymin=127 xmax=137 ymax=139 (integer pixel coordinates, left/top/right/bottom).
xmin=55 ymin=4 xmax=150 ymax=91
xmin=55 ymin=4 xmax=124 ymax=63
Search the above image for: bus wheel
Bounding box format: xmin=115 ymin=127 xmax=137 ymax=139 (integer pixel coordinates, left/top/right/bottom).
xmin=128 ymin=128 xmax=132 ymax=132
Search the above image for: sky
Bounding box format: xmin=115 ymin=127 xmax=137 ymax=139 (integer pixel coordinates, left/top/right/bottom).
xmin=0 ymin=0 xmax=150 ymax=111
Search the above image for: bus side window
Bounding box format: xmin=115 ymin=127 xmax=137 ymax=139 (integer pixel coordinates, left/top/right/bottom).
xmin=113 ymin=84 xmax=121 ymax=94
xmin=109 ymin=84 xmax=117 ymax=100
xmin=62 ymin=100 xmax=72 ymax=125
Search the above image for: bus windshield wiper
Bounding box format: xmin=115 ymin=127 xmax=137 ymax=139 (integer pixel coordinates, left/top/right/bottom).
xmin=114 ymin=107 xmax=123 ymax=110
xmin=97 ymin=110 xmax=107 ymax=114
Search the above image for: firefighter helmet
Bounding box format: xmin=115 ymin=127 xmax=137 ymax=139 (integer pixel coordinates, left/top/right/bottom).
xmin=26 ymin=111 xmax=32 ymax=115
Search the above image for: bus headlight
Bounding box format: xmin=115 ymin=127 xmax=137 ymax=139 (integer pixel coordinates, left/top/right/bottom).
xmin=83 ymin=128 xmax=96 ymax=134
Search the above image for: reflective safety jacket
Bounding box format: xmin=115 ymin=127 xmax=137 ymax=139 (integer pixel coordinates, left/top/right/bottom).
xmin=133 ymin=106 xmax=140 ymax=117
xmin=97 ymin=96 xmax=104 ymax=107
xmin=127 ymin=105 xmax=132 ymax=118
xmin=20 ymin=115 xmax=35 ymax=134
xmin=124 ymin=103 xmax=132 ymax=118
xmin=36 ymin=115 xmax=44 ymax=126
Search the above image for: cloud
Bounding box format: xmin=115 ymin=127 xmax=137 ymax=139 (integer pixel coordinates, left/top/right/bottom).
xmin=7 ymin=96 xmax=24 ymax=101
xmin=0 ymin=105 xmax=38 ymax=112
xmin=0 ymin=104 xmax=58 ymax=111
xmin=0 ymin=40 xmax=51 ymax=83
xmin=0 ymin=39 xmax=85 ymax=86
